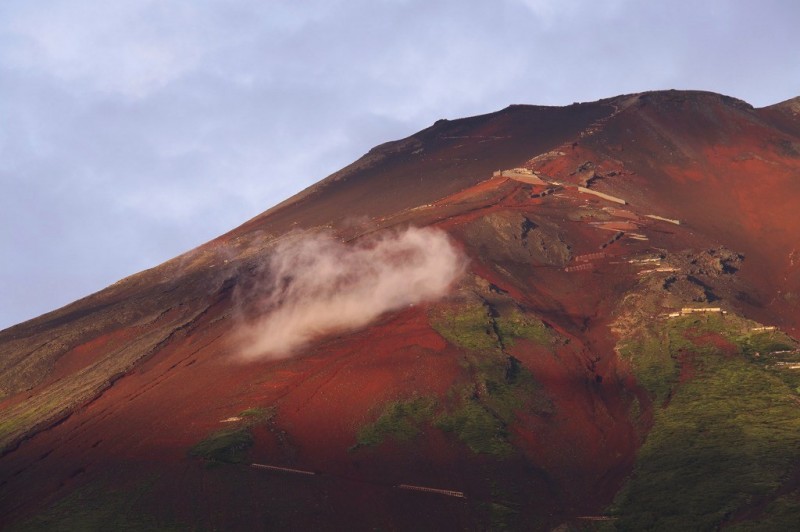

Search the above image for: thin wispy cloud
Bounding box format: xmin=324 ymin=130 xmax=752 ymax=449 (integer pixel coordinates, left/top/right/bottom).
xmin=235 ymin=227 xmax=466 ymax=358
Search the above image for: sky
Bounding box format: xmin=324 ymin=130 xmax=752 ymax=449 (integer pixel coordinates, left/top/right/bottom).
xmin=1 ymin=0 xmax=799 ymax=330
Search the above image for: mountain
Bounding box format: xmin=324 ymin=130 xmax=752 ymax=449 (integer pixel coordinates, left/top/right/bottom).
xmin=2 ymin=90 xmax=800 ymax=530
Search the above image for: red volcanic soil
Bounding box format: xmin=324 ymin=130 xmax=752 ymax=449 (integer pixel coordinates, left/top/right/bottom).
xmin=0 ymin=180 xmax=642 ymax=528
xmin=0 ymin=305 xmax=474 ymax=529
xmin=690 ymin=331 xmax=739 ymax=357
xmin=674 ymin=332 xmax=739 ymax=386
xmin=233 ymin=101 xmax=617 ymax=236
xmin=586 ymin=92 xmax=800 ymax=332
xmin=2 ymin=90 xmax=800 ymax=529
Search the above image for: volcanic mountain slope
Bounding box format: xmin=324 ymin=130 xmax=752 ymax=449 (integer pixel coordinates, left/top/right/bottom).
xmin=2 ymin=90 xmax=800 ymax=530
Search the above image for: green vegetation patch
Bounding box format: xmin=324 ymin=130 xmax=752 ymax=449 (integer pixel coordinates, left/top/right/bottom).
xmin=437 ymin=400 xmax=512 ymax=457
xmin=189 ymin=428 xmax=254 ymax=464
xmin=617 ymin=313 xmax=797 ymax=404
xmin=351 ymin=347 xmax=551 ymax=458
xmin=0 ymin=390 xmax=87 ymax=454
xmin=618 ymin=332 xmax=677 ymax=405
xmin=612 ymin=357 xmax=800 ymax=530
xmin=189 ymin=407 xmax=273 ymax=465
xmin=495 ymin=308 xmax=553 ymax=347
xmin=423 ymin=300 xmax=555 ymax=458
xmin=611 ymin=312 xmax=800 ymax=529
xmin=429 ymin=300 xmax=553 ymax=352
xmin=354 ymin=396 xmax=436 ymax=448
xmin=351 ymin=374 xmax=529 ymax=458
xmin=474 ymin=350 xmax=552 ymax=421
xmin=727 ymin=491 xmax=800 ymax=531
xmin=735 ymin=330 xmax=796 ymax=358
xmin=435 ymin=351 xmax=551 ymax=458
xmin=429 ymin=302 xmax=498 ymax=352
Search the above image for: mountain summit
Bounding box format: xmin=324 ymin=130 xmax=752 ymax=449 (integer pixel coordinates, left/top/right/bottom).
xmin=2 ymin=90 xmax=800 ymax=530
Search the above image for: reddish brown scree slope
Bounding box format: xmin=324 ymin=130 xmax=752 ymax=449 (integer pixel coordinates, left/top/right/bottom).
xmin=1 ymin=90 xmax=799 ymax=530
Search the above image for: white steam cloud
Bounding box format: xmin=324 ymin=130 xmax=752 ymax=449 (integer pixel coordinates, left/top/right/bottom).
xmin=236 ymin=226 xmax=465 ymax=359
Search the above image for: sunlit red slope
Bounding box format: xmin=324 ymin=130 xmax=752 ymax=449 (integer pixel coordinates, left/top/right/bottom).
xmin=1 ymin=90 xmax=799 ymax=530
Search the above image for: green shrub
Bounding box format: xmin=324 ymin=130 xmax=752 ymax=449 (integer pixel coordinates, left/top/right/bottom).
xmin=618 ymin=334 xmax=677 ymax=404
xmin=495 ymin=309 xmax=552 ymax=347
xmin=189 ymin=427 xmax=254 ymax=464
xmin=429 ymin=302 xmax=553 ymax=352
xmin=355 ymin=397 xmax=436 ymax=448
xmin=188 ymin=407 xmax=273 ymax=464
xmin=367 ymin=302 xmax=555 ymax=459
xmin=737 ymin=332 xmax=795 ymax=357
xmin=437 ymin=400 xmax=512 ymax=457
xmin=429 ymin=302 xmax=498 ymax=352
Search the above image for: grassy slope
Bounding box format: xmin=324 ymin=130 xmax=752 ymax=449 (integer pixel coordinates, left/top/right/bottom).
xmin=354 ymin=299 xmax=554 ymax=458
xmin=610 ymin=313 xmax=800 ymax=530
xmin=189 ymin=407 xmax=273 ymax=465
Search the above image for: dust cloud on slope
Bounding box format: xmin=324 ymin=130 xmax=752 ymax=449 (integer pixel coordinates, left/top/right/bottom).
xmin=235 ymin=226 xmax=465 ymax=359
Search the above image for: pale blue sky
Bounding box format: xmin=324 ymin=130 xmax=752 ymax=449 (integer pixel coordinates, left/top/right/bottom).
xmin=1 ymin=0 xmax=799 ymax=329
